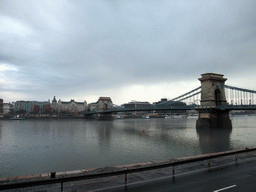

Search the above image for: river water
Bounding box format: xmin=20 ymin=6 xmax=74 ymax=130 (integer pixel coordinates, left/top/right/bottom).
xmin=0 ymin=116 xmax=255 ymax=178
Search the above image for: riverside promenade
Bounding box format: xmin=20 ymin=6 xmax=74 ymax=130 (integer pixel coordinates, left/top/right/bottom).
xmin=1 ymin=148 xmax=256 ymax=192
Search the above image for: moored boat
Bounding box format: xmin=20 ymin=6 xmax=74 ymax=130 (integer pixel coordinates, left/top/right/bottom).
xmin=10 ymin=115 xmax=25 ymax=120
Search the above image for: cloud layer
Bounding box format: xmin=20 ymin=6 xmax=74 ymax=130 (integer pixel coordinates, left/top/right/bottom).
xmin=1 ymin=0 xmax=256 ymax=104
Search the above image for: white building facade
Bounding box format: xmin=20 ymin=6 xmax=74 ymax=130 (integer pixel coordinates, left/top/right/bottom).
xmin=51 ymin=96 xmax=87 ymax=115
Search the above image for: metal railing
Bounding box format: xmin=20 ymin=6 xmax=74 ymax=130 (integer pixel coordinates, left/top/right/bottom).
xmin=1 ymin=147 xmax=256 ymax=191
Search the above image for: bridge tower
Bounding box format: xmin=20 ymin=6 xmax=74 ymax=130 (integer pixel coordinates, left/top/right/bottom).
xmin=196 ymin=73 xmax=232 ymax=129
xmin=96 ymin=97 xmax=113 ymax=120
xmin=0 ymin=99 xmax=3 ymax=119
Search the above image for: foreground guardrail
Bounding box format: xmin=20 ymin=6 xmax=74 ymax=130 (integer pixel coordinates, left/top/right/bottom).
xmin=1 ymin=147 xmax=256 ymax=191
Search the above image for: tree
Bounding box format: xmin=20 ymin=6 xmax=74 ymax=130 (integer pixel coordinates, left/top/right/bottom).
xmin=43 ymin=104 xmax=52 ymax=114
xmin=33 ymin=105 xmax=40 ymax=114
xmin=17 ymin=109 xmax=26 ymax=116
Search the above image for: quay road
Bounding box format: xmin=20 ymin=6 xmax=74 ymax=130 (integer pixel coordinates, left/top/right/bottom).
xmin=105 ymin=160 xmax=256 ymax=192
xmin=2 ymin=151 xmax=255 ymax=192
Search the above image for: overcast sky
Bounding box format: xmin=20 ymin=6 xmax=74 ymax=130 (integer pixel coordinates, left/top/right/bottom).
xmin=1 ymin=0 xmax=256 ymax=105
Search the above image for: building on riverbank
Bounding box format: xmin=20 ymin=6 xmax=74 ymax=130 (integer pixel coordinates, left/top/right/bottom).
xmin=14 ymin=100 xmax=50 ymax=115
xmin=3 ymin=102 xmax=14 ymax=116
xmin=122 ymin=101 xmax=152 ymax=109
xmin=51 ymin=96 xmax=87 ymax=116
xmin=12 ymin=96 xmax=87 ymax=117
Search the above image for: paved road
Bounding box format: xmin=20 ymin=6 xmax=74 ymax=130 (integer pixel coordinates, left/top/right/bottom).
xmin=99 ymin=161 xmax=256 ymax=192
xmin=4 ymin=156 xmax=255 ymax=192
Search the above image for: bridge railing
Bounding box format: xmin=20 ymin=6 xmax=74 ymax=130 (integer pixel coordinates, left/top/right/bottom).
xmin=101 ymin=105 xmax=198 ymax=113
xmin=217 ymin=105 xmax=256 ymax=110
xmin=1 ymin=147 xmax=256 ymax=191
xmin=84 ymin=103 xmax=256 ymax=115
xmin=84 ymin=105 xmax=199 ymax=114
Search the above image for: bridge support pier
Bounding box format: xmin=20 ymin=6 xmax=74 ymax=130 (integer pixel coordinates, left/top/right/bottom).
xmin=96 ymin=113 xmax=113 ymax=121
xmin=196 ymin=109 xmax=232 ymax=129
xmin=84 ymin=114 xmax=95 ymax=119
xmin=196 ymin=73 xmax=232 ymax=129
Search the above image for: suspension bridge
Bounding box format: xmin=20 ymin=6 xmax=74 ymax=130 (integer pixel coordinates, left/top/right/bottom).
xmin=84 ymin=73 xmax=256 ymax=128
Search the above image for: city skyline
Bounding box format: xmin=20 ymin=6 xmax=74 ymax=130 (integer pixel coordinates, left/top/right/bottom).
xmin=1 ymin=1 xmax=256 ymax=105
xmin=3 ymin=95 xmax=167 ymax=106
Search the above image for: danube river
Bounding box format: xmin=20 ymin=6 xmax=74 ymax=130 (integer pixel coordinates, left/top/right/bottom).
xmin=0 ymin=116 xmax=255 ymax=178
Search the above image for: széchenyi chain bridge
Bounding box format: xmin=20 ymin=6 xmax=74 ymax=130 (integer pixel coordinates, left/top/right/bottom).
xmin=84 ymin=73 xmax=256 ymax=128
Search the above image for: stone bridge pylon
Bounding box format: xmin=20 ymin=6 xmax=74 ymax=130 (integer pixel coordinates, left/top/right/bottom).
xmin=96 ymin=97 xmax=113 ymax=120
xmin=196 ymin=73 xmax=232 ymax=129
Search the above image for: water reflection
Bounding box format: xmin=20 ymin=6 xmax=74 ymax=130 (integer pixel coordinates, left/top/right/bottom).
xmin=196 ymin=126 xmax=232 ymax=154
xmin=0 ymin=121 xmax=2 ymax=141
xmin=110 ymin=119 xmax=200 ymax=159
xmin=97 ymin=121 xmax=113 ymax=147
xmin=1 ymin=117 xmax=254 ymax=178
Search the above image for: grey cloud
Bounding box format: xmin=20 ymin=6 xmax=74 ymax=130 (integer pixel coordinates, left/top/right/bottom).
xmin=1 ymin=0 xmax=256 ymax=103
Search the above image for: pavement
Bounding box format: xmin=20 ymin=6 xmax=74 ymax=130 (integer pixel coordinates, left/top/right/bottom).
xmin=1 ymin=152 xmax=255 ymax=192
xmin=107 ymin=158 xmax=256 ymax=192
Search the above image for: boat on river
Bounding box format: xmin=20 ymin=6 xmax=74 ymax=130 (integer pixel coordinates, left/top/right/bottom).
xmin=10 ymin=115 xmax=25 ymax=120
xmin=187 ymin=114 xmax=199 ymax=118
xmin=173 ymin=115 xmax=187 ymax=118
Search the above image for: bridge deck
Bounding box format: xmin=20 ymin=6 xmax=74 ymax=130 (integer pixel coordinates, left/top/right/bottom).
xmin=84 ymin=105 xmax=256 ymax=115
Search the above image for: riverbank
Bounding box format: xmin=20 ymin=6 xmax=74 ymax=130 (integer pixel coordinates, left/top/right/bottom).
xmin=0 ymin=116 xmax=84 ymax=120
xmin=1 ymin=148 xmax=255 ymax=192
